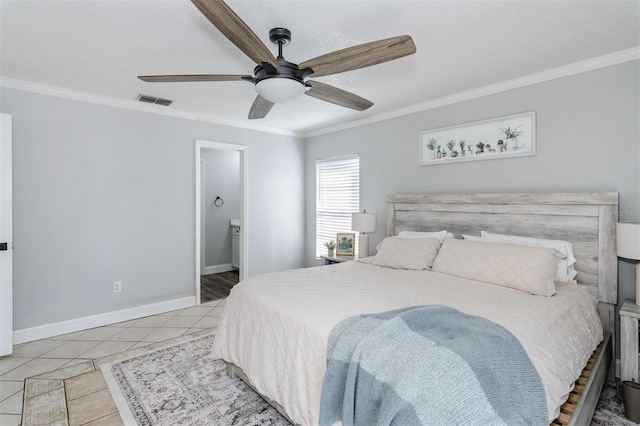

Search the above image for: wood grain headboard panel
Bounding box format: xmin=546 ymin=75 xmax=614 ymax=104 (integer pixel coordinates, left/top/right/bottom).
xmin=386 ymin=193 xmax=619 ymax=335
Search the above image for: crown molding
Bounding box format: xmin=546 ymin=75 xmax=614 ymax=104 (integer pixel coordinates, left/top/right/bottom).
xmin=0 ymin=77 xmax=304 ymax=138
xmin=304 ymin=47 xmax=640 ymax=138
xmin=0 ymin=77 xmax=197 ymax=120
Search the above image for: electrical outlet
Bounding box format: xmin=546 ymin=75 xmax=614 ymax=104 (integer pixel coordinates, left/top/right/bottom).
xmin=113 ymin=281 xmax=122 ymax=293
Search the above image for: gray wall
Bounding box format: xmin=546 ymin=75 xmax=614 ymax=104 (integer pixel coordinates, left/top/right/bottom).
xmin=305 ymin=60 xmax=640 ymax=307
xmin=2 ymin=60 xmax=637 ymax=336
xmin=1 ymin=87 xmax=306 ymax=330
xmin=201 ymin=148 xmax=240 ymax=269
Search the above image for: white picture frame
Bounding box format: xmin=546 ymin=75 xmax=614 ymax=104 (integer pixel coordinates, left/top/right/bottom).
xmin=419 ymin=112 xmax=536 ymax=166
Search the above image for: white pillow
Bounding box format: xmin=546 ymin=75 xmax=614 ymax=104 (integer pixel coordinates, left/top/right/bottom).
xmin=432 ymin=239 xmax=563 ymax=296
xmin=372 ymin=236 xmax=442 ymax=270
xmin=480 ymin=231 xmax=577 ymax=281
xmin=398 ymin=230 xmax=454 ymax=240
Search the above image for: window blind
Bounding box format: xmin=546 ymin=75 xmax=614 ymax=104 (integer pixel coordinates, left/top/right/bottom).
xmin=316 ymin=155 xmax=359 ymax=258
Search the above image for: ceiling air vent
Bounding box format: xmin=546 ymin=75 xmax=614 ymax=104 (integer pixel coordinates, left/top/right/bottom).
xmin=136 ymin=94 xmax=173 ymax=106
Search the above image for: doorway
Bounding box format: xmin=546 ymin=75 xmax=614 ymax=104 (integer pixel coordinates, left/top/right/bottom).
xmin=195 ymin=140 xmax=248 ymax=305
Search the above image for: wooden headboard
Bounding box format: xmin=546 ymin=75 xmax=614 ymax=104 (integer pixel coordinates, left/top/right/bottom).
xmin=386 ymin=193 xmax=618 ymax=335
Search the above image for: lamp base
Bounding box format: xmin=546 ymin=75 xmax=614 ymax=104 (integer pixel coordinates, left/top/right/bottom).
xmin=358 ymin=234 xmax=369 ymax=258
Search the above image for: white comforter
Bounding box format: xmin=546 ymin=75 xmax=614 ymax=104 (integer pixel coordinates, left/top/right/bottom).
xmin=213 ymin=261 xmax=602 ymax=425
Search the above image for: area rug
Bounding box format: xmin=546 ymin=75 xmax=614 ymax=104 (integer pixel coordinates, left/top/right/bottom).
xmin=101 ymin=333 xmax=290 ymax=425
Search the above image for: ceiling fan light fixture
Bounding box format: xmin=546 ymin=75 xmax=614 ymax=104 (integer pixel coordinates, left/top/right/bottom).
xmin=255 ymin=77 xmax=305 ymax=104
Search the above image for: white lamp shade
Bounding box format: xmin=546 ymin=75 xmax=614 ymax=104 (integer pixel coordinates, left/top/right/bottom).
xmin=255 ymin=78 xmax=305 ymax=103
xmin=617 ymin=222 xmax=640 ymax=260
xmin=352 ymin=212 xmax=377 ymax=234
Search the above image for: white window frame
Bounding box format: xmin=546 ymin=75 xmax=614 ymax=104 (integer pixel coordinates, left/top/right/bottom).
xmin=315 ymin=154 xmax=359 ymax=258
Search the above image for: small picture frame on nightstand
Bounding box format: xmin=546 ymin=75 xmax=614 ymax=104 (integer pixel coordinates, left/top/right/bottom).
xmin=336 ymin=232 xmax=355 ymax=256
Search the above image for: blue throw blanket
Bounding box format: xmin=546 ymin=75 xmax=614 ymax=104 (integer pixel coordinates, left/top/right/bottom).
xmin=319 ymin=306 xmax=547 ymax=426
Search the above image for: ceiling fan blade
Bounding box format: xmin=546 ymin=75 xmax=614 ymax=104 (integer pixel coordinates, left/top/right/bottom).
xmin=299 ymin=35 xmax=416 ymax=78
xmin=138 ymin=74 xmax=253 ymax=82
xmin=305 ymin=80 xmax=373 ymax=111
xmin=191 ymin=0 xmax=277 ymax=66
xmin=248 ymin=95 xmax=274 ymax=119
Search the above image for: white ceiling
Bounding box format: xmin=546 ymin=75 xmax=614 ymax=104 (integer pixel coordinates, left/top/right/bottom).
xmin=1 ymin=0 xmax=639 ymax=135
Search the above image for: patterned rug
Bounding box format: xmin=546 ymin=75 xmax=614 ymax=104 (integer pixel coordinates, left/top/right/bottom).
xmin=592 ymin=382 xmax=639 ymax=425
xmin=102 ymin=333 xmax=636 ymax=426
xmin=101 ymin=333 xmax=289 ymax=425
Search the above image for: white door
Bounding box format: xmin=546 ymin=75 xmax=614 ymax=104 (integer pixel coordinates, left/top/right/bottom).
xmin=0 ymin=114 xmax=13 ymax=356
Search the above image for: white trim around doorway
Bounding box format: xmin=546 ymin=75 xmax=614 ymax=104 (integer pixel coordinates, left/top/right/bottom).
xmin=195 ymin=139 xmax=248 ymax=305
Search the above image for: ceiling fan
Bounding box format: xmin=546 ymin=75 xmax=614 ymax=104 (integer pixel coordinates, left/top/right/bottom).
xmin=138 ymin=0 xmax=416 ymax=120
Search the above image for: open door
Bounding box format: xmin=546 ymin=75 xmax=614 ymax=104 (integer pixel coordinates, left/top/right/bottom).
xmin=195 ymin=139 xmax=248 ymax=305
xmin=0 ymin=114 xmax=13 ymax=355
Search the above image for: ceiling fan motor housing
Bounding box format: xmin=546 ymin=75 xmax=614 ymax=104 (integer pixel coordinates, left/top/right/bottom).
xmin=253 ymin=28 xmax=314 ymax=103
xmin=254 ymin=60 xmax=310 ymax=84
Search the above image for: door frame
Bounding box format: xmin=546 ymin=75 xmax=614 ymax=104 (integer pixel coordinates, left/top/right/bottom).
xmin=195 ymin=139 xmax=248 ymax=305
xmin=1 ymin=113 xmax=13 ymax=355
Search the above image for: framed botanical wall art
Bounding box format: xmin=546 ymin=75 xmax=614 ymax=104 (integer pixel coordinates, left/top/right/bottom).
xmin=336 ymin=232 xmax=355 ymax=256
xmin=419 ymin=112 xmax=536 ymax=166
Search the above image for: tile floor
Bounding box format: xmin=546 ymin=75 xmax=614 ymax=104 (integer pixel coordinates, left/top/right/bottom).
xmin=0 ymin=298 xmax=225 ymax=426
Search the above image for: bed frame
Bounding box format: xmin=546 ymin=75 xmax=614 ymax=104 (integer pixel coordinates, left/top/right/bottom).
xmin=386 ymin=192 xmax=618 ymax=425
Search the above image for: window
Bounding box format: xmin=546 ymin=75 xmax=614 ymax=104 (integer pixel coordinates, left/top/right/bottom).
xmin=316 ymin=155 xmax=359 ymax=258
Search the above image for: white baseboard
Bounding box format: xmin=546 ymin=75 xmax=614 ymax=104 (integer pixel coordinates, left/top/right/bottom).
xmin=13 ymin=296 xmax=196 ymax=345
xmin=202 ymin=263 xmax=236 ymax=275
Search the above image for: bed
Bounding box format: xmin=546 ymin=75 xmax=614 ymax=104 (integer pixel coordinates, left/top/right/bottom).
xmin=214 ymin=193 xmax=618 ymax=426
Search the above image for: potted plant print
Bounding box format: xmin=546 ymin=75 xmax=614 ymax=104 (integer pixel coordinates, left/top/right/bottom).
xmin=442 ymin=140 xmax=455 ymax=157
xmin=446 ymin=139 xmax=456 ymax=153
xmin=458 ymin=139 xmax=467 ymax=156
xmin=497 ymin=139 xmax=505 ymax=152
xmin=500 ymin=125 xmax=525 ymax=151
xmin=426 ymin=138 xmax=438 ymax=160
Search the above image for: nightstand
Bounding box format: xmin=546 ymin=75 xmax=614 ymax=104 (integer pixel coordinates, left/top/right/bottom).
xmin=620 ymin=299 xmax=640 ymax=381
xmin=320 ymin=255 xmax=356 ymax=265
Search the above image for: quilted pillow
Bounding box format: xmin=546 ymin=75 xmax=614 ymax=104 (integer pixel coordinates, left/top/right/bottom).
xmin=480 ymin=231 xmax=577 ymax=281
xmin=432 ymin=239 xmax=565 ymax=296
xmin=372 ymin=236 xmax=442 ymax=270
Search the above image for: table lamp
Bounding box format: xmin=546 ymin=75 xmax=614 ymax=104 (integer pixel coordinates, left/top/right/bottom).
xmin=617 ymin=222 xmax=640 ymax=305
xmin=352 ymin=210 xmax=377 ymax=258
